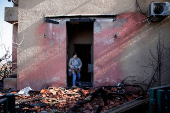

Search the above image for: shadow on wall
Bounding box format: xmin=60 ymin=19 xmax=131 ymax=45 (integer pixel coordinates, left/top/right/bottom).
xmin=17 ymin=18 xmax=67 ymax=90
xmin=65 ymin=0 xmax=92 ymax=15
xmin=19 ymin=0 xmax=46 ymax=9
xmin=104 ymin=0 xmax=169 ymax=15
xmin=19 ymin=0 xmax=92 ymax=14
xmin=93 ymin=12 xmax=147 ymax=86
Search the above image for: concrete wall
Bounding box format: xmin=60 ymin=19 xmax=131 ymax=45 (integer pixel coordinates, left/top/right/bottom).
xmin=93 ymin=12 xmax=146 ymax=86
xmin=17 ymin=0 xmax=170 ymax=90
xmin=5 ymin=7 xmax=18 ymax=23
xmin=17 ymin=21 xmax=67 ymax=91
xmin=12 ymin=23 xmax=18 ymax=74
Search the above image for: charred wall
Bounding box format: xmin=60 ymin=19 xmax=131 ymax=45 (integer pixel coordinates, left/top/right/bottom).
xmin=17 ymin=0 xmax=170 ymax=90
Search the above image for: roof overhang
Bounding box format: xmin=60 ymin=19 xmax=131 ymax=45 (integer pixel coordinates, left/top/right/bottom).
xmin=45 ymin=14 xmax=117 ymax=24
xmin=45 ymin=14 xmax=117 ymax=19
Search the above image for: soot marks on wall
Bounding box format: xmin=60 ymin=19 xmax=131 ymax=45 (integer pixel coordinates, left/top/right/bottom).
xmin=94 ymin=12 xmax=147 ymax=87
xmin=18 ymin=12 xmax=147 ymax=90
xmin=94 ymin=21 xmax=101 ymax=33
xmin=18 ymin=21 xmax=67 ymax=91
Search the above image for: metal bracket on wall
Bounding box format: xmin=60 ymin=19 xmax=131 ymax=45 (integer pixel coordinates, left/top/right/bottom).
xmin=8 ymin=0 xmax=18 ymax=6
xmin=88 ymin=64 xmax=93 ymax=73
xmin=45 ymin=19 xmax=59 ymax=24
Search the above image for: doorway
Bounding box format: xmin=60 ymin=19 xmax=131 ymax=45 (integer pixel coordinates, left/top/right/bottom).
xmin=66 ymin=21 xmax=93 ymax=87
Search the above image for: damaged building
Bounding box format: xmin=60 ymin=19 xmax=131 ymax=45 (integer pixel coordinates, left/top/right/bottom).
xmin=4 ymin=0 xmax=170 ymax=91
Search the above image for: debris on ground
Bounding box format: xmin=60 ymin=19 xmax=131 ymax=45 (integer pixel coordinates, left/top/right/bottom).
xmin=16 ymin=86 xmax=33 ymax=96
xmin=0 ymin=85 xmax=148 ymax=113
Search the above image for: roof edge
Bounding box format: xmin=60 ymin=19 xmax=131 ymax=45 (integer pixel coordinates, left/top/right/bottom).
xmin=45 ymin=14 xmax=117 ymax=19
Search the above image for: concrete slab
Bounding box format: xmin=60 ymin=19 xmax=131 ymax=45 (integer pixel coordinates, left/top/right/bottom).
xmin=3 ymin=78 xmax=17 ymax=90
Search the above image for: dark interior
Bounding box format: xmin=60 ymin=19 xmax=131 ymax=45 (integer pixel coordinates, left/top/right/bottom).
xmin=74 ymin=44 xmax=92 ymax=82
xmin=66 ymin=22 xmax=93 ymax=87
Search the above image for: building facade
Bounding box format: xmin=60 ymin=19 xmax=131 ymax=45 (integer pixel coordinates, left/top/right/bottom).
xmin=5 ymin=0 xmax=170 ymax=91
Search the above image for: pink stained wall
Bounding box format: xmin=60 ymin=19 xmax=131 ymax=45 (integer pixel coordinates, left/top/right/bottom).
xmin=17 ymin=12 xmax=147 ymax=91
xmin=17 ymin=21 xmax=67 ymax=91
xmin=93 ymin=12 xmax=147 ymax=86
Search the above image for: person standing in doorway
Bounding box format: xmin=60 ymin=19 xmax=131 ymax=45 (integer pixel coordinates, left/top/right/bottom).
xmin=69 ymin=53 xmax=82 ymax=88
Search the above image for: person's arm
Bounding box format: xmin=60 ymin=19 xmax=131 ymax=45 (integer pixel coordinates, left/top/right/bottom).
xmin=69 ymin=58 xmax=74 ymax=69
xmin=78 ymin=58 xmax=82 ymax=69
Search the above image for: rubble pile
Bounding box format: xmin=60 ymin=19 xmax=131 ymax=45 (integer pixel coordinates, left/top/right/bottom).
xmin=0 ymin=86 xmax=147 ymax=113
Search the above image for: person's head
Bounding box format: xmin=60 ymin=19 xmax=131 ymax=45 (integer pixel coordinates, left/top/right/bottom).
xmin=73 ymin=53 xmax=77 ymax=59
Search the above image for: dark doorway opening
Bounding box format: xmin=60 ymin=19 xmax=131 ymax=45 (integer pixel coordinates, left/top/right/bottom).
xmin=66 ymin=22 xmax=93 ymax=87
xmin=74 ymin=44 xmax=92 ymax=82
